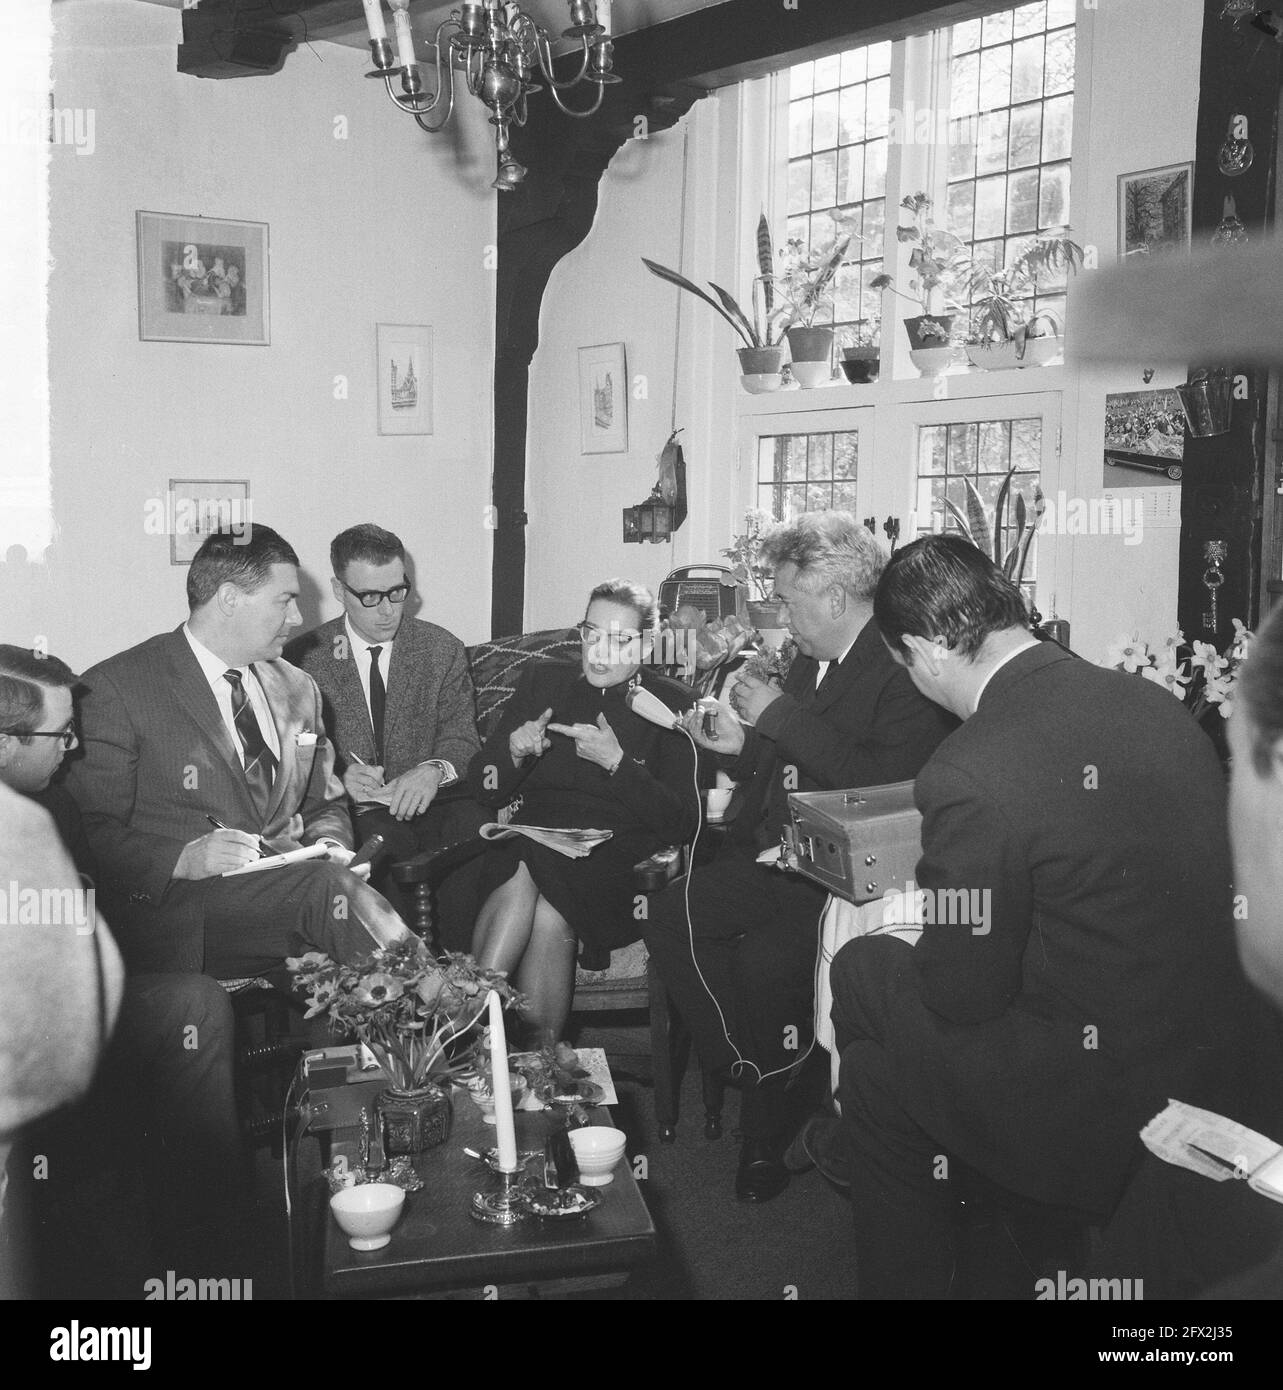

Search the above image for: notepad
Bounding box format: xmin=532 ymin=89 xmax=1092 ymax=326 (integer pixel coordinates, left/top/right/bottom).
xmin=222 ymin=842 xmax=331 ymax=876
xmin=1141 ymin=1100 xmax=1283 ymax=1203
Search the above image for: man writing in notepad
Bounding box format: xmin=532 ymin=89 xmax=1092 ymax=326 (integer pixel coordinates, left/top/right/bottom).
xmin=66 ymin=525 xmax=412 ymax=979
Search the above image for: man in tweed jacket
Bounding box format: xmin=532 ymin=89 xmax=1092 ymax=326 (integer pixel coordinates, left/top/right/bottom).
xmin=287 ymin=524 xmax=484 ymax=946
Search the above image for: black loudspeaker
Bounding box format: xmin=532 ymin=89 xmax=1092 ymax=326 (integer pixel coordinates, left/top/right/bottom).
xmin=227 ymin=29 xmax=294 ymax=72
xmin=178 ymin=8 xmax=295 ymax=79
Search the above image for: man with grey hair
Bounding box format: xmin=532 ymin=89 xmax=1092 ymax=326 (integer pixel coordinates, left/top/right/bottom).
xmin=645 ymin=512 xmax=954 ymax=1201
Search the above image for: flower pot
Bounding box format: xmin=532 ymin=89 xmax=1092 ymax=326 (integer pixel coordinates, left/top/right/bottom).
xmin=908 ymin=346 xmax=956 ymax=378
xmin=841 ymin=347 xmax=879 ymax=384
xmin=903 ymin=314 xmax=955 ymax=350
xmin=964 ymin=336 xmax=1062 ymax=371
xmin=376 ymin=1080 xmax=453 ymax=1157
xmin=737 ymin=345 xmax=784 ymax=395
xmin=746 ymin=598 xmax=786 ymax=632
xmin=785 ymin=326 xmax=835 ymax=387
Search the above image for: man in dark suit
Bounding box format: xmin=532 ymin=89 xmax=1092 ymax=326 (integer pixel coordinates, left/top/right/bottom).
xmin=822 ymin=535 xmax=1255 ymax=1298
xmin=65 ymin=526 xmax=411 ymax=978
xmin=644 ymin=513 xmax=954 ymax=1201
xmin=286 ymin=523 xmax=484 ymax=947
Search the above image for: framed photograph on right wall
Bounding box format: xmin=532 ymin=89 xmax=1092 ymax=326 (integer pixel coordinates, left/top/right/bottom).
xmin=1117 ymin=163 xmax=1193 ymax=259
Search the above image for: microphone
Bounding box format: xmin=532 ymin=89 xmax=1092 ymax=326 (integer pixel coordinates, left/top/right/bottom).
xmin=624 ymin=684 xmax=681 ymax=730
xmin=346 ymin=833 xmax=388 ymax=872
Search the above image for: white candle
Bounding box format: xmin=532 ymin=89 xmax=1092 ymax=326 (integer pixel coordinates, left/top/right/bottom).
xmin=597 ymin=0 xmax=612 ymax=36
xmin=906 ymin=511 xmax=918 ymax=541
xmin=487 ymin=989 xmax=519 ymax=1171
xmin=388 ymin=0 xmax=417 ymax=69
xmin=360 ymin=0 xmax=388 ymax=43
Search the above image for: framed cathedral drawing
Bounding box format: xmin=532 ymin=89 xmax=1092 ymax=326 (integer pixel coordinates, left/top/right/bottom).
xmin=376 ymin=324 xmax=433 ymax=436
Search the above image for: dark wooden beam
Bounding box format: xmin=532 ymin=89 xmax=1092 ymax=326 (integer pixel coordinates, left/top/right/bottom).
xmin=1176 ymin=0 xmax=1281 ymax=651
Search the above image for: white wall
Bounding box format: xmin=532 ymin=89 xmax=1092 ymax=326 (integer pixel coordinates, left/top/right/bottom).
xmin=525 ymin=0 xmax=1207 ymax=662
xmin=1 ymin=0 xmax=496 ymax=669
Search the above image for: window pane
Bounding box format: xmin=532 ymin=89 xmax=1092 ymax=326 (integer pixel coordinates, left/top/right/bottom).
xmin=812 ymin=149 xmax=837 ymax=208
xmin=833 ymin=433 xmax=858 ymax=480
xmin=788 ymin=159 xmax=812 ymax=215
xmin=982 ymin=11 xmax=1014 ymax=45
xmin=1011 ymin=35 xmax=1044 ymax=103
xmin=1041 ymin=94 xmax=1073 ymax=161
xmin=978 ymin=420 xmax=1012 ymax=471
xmin=789 ymin=62 xmax=814 ymax=98
xmin=1012 ymin=419 xmax=1041 ymax=469
xmin=977 ymin=109 xmax=1010 ymax=174
xmin=951 ymin=52 xmax=980 ymax=115
xmin=813 ymin=90 xmax=839 ymax=150
xmin=839 ymin=84 xmax=865 ymax=144
xmin=1007 ymin=167 xmax=1040 ymax=233
xmin=789 ymin=98 xmax=812 ymax=157
xmin=1013 ymin=2 xmax=1047 ymax=38
xmin=807 ymin=433 xmax=834 ymax=476
xmin=865 ymin=77 xmax=891 ymax=139
xmin=919 ymin=425 xmax=947 ymax=474
xmin=833 ymin=481 xmax=858 ymax=513
xmin=1008 ymin=103 xmax=1042 ymax=168
xmin=864 ymin=137 xmax=887 ymax=199
xmin=841 ymin=47 xmax=867 ymax=85
xmin=814 ymin=54 xmax=842 ymax=92
xmin=862 ymin=200 xmax=885 ymax=259
xmin=974 ymin=175 xmax=1006 ymax=238
xmin=1039 ymin=162 xmax=1070 ymax=225
xmin=949 ymin=125 xmax=977 ymax=181
xmin=1044 ymin=27 xmax=1075 ymax=93
xmin=836 ymin=145 xmax=862 ymax=205
xmin=953 ymin=18 xmax=982 ymax=53
xmin=867 ymin=41 xmax=892 ymax=77
xmin=978 ymin=44 xmax=1012 ymax=110
xmin=1046 ymin=0 xmax=1076 ymax=25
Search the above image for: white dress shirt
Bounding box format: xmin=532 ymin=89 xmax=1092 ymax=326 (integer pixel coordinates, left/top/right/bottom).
xmin=971 ymin=636 xmax=1041 ymax=713
xmin=183 ymin=625 xmax=281 ymax=762
xmin=342 ymin=616 xmax=456 ymax=783
xmin=815 ymin=633 xmax=859 ymax=690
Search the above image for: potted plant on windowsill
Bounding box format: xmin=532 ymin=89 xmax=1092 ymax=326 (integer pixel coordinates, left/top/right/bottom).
xmin=777 ymin=232 xmax=855 ymax=387
xmin=721 ymin=508 xmax=786 ymax=631
xmin=643 ymin=213 xmax=796 ymax=394
xmin=840 ymin=319 xmax=880 ymax=384
xmin=962 ymin=232 xmax=1084 ymax=371
xmin=870 ymin=192 xmax=969 ymax=375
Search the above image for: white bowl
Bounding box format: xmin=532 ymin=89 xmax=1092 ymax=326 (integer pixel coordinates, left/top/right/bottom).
xmin=740 ymin=372 xmax=782 ymax=394
xmin=790 ymin=359 xmax=832 ymax=388
xmin=908 ymin=346 xmax=956 ymax=377
xmin=568 ymin=1126 xmax=627 ymax=1186
xmin=330 ymin=1182 xmax=405 ymax=1251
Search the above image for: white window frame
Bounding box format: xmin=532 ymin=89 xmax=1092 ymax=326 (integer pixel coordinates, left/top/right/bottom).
xmin=737 ymin=404 xmax=876 ymax=530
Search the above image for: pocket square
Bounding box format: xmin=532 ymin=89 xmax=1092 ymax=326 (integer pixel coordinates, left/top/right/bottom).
xmin=296 ymin=731 xmax=319 ymax=747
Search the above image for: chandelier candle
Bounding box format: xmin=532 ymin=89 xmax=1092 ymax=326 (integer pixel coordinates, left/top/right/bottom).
xmin=388 ymin=0 xmax=418 ymax=71
xmin=487 ymin=989 xmax=519 ymax=1172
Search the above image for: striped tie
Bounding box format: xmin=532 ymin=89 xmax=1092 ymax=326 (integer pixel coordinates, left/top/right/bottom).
xmin=223 ymin=668 xmax=278 ymax=811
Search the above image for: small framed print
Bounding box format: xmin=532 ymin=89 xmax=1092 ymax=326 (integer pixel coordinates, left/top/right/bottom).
xmin=137 ymin=211 xmax=269 ymax=345
xmin=579 ymin=342 xmax=628 ymax=454
xmin=1117 ymin=164 xmax=1193 ymax=259
xmin=166 ymin=479 xmax=252 ymax=565
xmin=377 ymin=324 xmax=433 ymax=436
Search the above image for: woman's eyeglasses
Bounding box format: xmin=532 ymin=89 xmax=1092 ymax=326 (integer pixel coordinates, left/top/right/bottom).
xmin=577 ymin=620 xmax=644 ymax=649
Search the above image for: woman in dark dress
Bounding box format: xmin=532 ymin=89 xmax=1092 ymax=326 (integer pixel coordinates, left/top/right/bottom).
xmin=468 ymin=580 xmax=700 ymax=1044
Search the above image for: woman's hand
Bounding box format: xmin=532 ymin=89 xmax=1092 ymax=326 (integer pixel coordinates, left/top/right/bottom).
xmin=509 ymin=707 xmax=554 ymax=766
xmin=547 ymin=712 xmax=625 ymax=773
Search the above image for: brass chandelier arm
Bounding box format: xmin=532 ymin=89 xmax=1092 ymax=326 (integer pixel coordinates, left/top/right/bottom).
xmin=530 ymin=32 xmax=595 ymax=89
xmin=545 ymin=80 xmax=607 ymax=118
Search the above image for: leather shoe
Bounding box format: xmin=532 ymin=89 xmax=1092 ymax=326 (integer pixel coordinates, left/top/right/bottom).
xmin=735 ymin=1136 xmax=790 ymax=1202
xmin=783 ymin=1116 xmax=851 ymax=1189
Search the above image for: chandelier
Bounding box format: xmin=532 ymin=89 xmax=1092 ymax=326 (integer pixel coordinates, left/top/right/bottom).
xmin=360 ymin=1 xmax=619 ymax=191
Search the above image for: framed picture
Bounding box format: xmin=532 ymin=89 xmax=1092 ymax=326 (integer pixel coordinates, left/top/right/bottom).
xmin=166 ymin=479 xmax=252 ymax=565
xmin=1117 ymin=164 xmax=1193 ymax=259
xmin=376 ymin=324 xmax=433 ymax=436
xmin=1102 ymin=389 xmax=1185 ymax=489
xmin=579 ymin=342 xmax=628 ymax=454
xmin=136 ymin=212 xmax=269 ymax=345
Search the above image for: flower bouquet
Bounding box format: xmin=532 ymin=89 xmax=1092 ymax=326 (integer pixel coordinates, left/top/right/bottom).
xmin=289 ymin=940 xmax=522 ymax=1155
xmin=1103 ymin=620 xmax=1253 ymax=722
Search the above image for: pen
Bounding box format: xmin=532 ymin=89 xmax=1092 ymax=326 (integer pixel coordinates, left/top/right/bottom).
xmin=206 ymin=815 xmax=271 ymax=859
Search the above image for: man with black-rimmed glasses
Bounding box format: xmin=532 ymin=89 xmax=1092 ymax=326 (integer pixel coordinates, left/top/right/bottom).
xmin=287 ymin=523 xmax=485 ymax=947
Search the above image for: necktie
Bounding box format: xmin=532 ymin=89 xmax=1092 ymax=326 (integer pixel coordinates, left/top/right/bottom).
xmin=223 ymin=668 xmax=278 ymax=811
xmin=368 ymin=646 xmax=386 ymax=764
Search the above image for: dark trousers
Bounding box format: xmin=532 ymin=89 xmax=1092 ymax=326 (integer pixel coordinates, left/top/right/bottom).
xmin=832 ymin=935 xmax=960 ymax=1299
xmin=356 ymin=795 xmax=486 ymax=952
xmin=197 ymin=860 xmax=408 ymax=977
xmin=644 ymin=843 xmax=827 ymax=1139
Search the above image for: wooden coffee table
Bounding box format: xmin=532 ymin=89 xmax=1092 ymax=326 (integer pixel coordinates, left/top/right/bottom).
xmin=320 ymin=1081 xmax=655 ymax=1299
